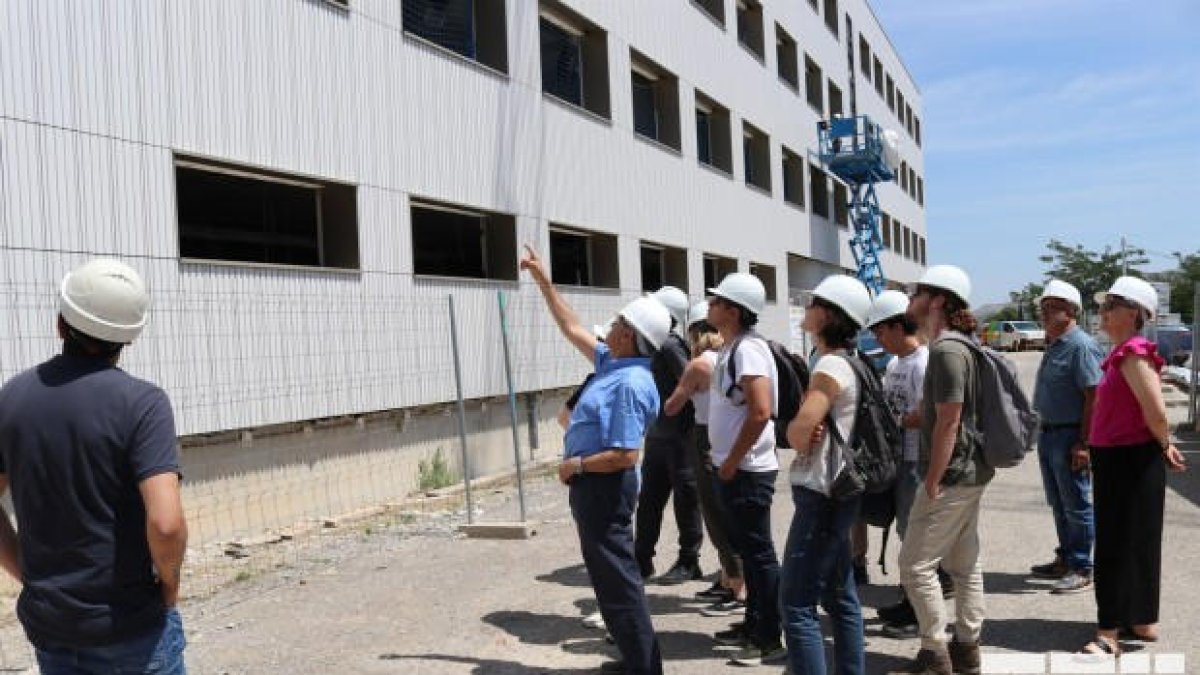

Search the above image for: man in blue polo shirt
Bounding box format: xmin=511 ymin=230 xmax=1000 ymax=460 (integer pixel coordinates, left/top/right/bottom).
xmin=521 ymin=244 xmax=669 ymax=675
xmin=1030 ymin=279 xmax=1104 ymax=595
xmin=0 ymin=259 xmax=188 ymax=674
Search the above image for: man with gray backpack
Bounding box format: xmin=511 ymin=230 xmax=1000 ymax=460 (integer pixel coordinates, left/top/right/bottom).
xmin=889 ymin=265 xmax=999 ymax=675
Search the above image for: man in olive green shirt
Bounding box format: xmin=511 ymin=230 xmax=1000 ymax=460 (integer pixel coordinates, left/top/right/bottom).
xmin=890 ymin=265 xmax=991 ymax=675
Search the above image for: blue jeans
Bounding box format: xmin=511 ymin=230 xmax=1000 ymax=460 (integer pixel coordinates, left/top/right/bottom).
xmin=1037 ymin=427 xmax=1094 ymax=573
xmin=714 ymin=469 xmax=780 ymax=648
xmin=781 ymin=486 xmax=864 ymax=675
xmin=36 ymin=607 xmax=186 ymax=675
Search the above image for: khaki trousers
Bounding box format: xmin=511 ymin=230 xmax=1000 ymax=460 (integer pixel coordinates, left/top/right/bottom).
xmin=898 ymin=484 xmax=987 ymax=650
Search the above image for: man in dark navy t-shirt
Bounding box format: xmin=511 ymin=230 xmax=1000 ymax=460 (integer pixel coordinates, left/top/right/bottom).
xmin=0 ymin=259 xmax=188 ymax=674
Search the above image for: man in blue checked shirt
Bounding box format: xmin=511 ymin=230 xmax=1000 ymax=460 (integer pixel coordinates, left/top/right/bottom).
xmin=1030 ymin=279 xmax=1104 ymax=595
xmin=521 ymin=244 xmax=670 ymax=675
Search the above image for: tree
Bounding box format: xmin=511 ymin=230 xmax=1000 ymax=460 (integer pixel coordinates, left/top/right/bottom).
xmin=1007 ymin=282 xmax=1045 ymax=321
xmin=1168 ymin=251 xmax=1200 ymax=325
xmin=1038 ymin=239 xmax=1148 ymax=318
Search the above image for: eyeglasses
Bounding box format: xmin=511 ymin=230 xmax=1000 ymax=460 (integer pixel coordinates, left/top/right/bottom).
xmin=1038 ymin=299 xmax=1070 ymax=313
xmin=1100 ymin=295 xmax=1137 ymax=312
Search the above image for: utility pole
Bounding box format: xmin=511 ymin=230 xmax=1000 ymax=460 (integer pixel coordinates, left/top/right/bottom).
xmin=1121 ymin=235 xmax=1128 ymax=275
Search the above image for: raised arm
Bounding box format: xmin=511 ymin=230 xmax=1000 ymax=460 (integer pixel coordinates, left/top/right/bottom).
xmin=520 ymin=244 xmax=597 ymax=361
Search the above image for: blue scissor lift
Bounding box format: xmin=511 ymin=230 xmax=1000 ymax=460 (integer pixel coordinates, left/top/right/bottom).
xmin=816 ymin=115 xmax=896 ymax=296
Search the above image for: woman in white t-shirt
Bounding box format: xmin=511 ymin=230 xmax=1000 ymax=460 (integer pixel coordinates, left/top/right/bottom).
xmin=782 ymin=275 xmax=872 ymax=675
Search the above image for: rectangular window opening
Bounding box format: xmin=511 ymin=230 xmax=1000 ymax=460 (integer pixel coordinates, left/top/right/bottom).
xmin=549 ymin=225 xmax=619 ymax=288
xmin=892 ymin=219 xmax=902 ymax=253
xmin=630 ymin=50 xmax=681 ymax=150
xmin=403 ymin=0 xmax=509 ymax=73
xmin=873 ymin=57 xmax=884 ymax=96
xmin=828 ymin=80 xmax=844 ymax=117
xmin=881 ymin=213 xmax=892 ymax=248
xmin=703 ymin=253 xmax=738 ymax=291
xmin=695 ymin=91 xmax=733 ymax=174
xmin=776 ymin=24 xmax=799 ymax=90
xmin=749 ymin=262 xmax=777 ymax=303
xmin=742 ymin=121 xmax=771 ymax=193
xmin=902 ymin=225 xmax=912 ymax=260
xmin=540 ymin=3 xmax=610 ymax=119
xmin=859 ymin=36 xmax=871 ymax=79
xmin=823 ymin=0 xmax=839 ymax=36
xmin=804 ymin=54 xmax=824 ymax=113
xmin=641 ymin=242 xmax=689 ymax=292
xmin=176 ymin=157 xmax=359 ymax=270
xmin=411 ymin=198 xmax=516 ymax=280
xmin=810 ymin=165 xmax=831 ymax=218
xmin=782 ymin=147 xmax=805 ymax=208
xmin=693 ymin=0 xmax=725 ymax=25
xmin=833 ymin=181 xmax=849 ymax=227
xmin=736 ymin=0 xmax=765 ymax=60
xmin=885 ymin=74 xmax=895 ymax=111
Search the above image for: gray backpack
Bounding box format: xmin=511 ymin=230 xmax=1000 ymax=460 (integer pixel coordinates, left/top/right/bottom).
xmin=938 ymin=333 xmax=1040 ymax=469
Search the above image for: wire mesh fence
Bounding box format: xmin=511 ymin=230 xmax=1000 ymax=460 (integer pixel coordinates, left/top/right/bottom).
xmin=0 ymin=266 xmax=641 ymax=669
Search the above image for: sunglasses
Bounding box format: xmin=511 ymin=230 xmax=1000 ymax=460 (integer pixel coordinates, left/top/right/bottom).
xmin=1100 ymin=295 xmax=1138 ymax=312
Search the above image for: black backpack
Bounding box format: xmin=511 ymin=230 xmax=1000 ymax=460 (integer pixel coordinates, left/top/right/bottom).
xmin=724 ymin=337 xmax=811 ymax=449
xmin=826 ymin=351 xmax=904 ymax=499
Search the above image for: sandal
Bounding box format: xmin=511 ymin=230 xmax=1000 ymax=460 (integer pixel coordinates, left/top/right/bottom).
xmin=1079 ymin=635 xmax=1121 ymax=657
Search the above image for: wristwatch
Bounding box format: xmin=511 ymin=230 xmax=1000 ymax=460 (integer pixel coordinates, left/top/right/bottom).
xmin=574 ymin=456 xmax=585 ymax=475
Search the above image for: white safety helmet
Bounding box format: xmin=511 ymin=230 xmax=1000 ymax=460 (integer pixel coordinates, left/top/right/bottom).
xmin=593 ymin=319 xmax=614 ymax=341
xmin=916 ymin=264 xmax=972 ymax=308
xmin=708 ymin=273 xmax=766 ymax=316
xmin=59 ymin=258 xmax=149 ymax=344
xmin=810 ymin=275 xmax=872 ymax=328
xmin=687 ymin=301 xmax=709 ymax=329
xmin=865 ymin=289 xmax=911 ymax=328
xmin=648 ymin=286 xmax=689 ymax=329
xmin=618 ymin=297 xmax=672 ymax=351
xmin=1095 ymin=276 xmax=1157 ymax=319
xmin=1036 ymin=279 xmax=1082 ymax=310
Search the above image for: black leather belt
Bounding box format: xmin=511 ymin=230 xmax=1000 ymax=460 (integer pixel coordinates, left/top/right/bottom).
xmin=1041 ymin=422 xmax=1081 ymax=431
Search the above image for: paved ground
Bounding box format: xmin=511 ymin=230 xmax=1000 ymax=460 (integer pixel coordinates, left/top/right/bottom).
xmin=5 ymin=351 xmax=1200 ymax=674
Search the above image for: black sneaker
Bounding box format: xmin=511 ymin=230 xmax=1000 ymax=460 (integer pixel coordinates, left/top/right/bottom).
xmin=695 ymin=579 xmax=731 ymax=601
xmin=713 ymin=625 xmax=749 ymax=648
xmin=1029 ymin=557 xmax=1068 ymax=579
xmin=599 ymin=659 xmax=626 ymax=673
xmin=655 ymin=559 xmax=703 ymax=586
xmin=638 ymin=560 xmax=655 ymax=581
xmin=878 ymin=596 xmax=917 ymax=625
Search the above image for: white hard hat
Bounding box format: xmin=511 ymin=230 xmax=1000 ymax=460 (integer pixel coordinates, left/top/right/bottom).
xmin=708 ymin=273 xmax=766 ymax=316
xmin=687 ymin=301 xmax=709 ymax=328
xmin=619 ymin=297 xmax=672 ymax=351
xmin=916 ymin=264 xmax=972 ymax=308
xmin=1037 ymin=279 xmax=1082 ymax=309
xmin=810 ymin=275 xmax=872 ymax=328
xmin=59 ymin=258 xmax=149 ymax=344
xmin=593 ymin=319 xmax=614 ymax=340
xmin=648 ymin=286 xmax=689 ymax=328
xmin=1095 ymin=276 xmax=1157 ymax=318
xmin=865 ymin=289 xmax=911 ymax=328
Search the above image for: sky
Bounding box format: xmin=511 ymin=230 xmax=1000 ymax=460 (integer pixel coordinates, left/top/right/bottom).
xmin=869 ymin=0 xmax=1200 ymax=304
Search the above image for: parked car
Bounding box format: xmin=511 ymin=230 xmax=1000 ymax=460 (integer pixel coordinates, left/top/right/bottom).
xmin=1154 ymin=325 xmax=1193 ymax=366
xmin=983 ymin=320 xmax=1046 ymax=352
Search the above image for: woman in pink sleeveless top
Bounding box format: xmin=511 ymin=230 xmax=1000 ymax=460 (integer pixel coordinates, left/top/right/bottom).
xmin=1082 ymin=277 xmax=1187 ymax=657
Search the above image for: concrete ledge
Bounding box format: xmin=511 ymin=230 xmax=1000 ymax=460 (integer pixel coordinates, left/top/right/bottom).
xmin=458 ymin=522 xmax=537 ymax=540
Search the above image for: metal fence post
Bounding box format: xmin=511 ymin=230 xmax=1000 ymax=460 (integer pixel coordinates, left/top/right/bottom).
xmin=448 ymin=295 xmax=475 ymax=524
xmin=497 ymin=290 xmax=528 ymax=522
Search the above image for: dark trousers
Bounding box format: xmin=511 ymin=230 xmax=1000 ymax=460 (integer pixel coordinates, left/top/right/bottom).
xmin=1091 ymin=442 xmax=1166 ymax=631
xmin=714 ymin=469 xmax=781 ymax=648
xmin=635 ymin=432 xmax=704 ymax=572
xmin=570 ymin=469 xmax=663 ymax=674
xmin=689 ymin=425 xmax=742 ymax=579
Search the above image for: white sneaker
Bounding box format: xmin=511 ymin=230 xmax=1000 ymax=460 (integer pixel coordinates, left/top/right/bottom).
xmin=1051 ymin=571 xmax=1093 ymax=594
xmin=581 ymin=610 xmax=606 ymax=629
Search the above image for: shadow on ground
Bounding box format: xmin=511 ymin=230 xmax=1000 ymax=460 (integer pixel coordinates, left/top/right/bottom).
xmin=379 ymin=653 xmax=597 ymax=673
xmin=535 ymin=563 xmax=592 ymax=588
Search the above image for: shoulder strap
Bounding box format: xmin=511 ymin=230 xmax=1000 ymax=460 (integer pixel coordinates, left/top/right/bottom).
xmin=724 ymin=335 xmax=746 ymax=399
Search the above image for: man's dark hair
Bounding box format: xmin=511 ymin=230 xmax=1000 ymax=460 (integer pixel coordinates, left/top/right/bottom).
xmin=60 ymin=316 xmax=123 ymax=358
xmin=878 ymin=314 xmax=919 ymax=336
xmin=736 ymin=305 xmax=759 ymax=330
